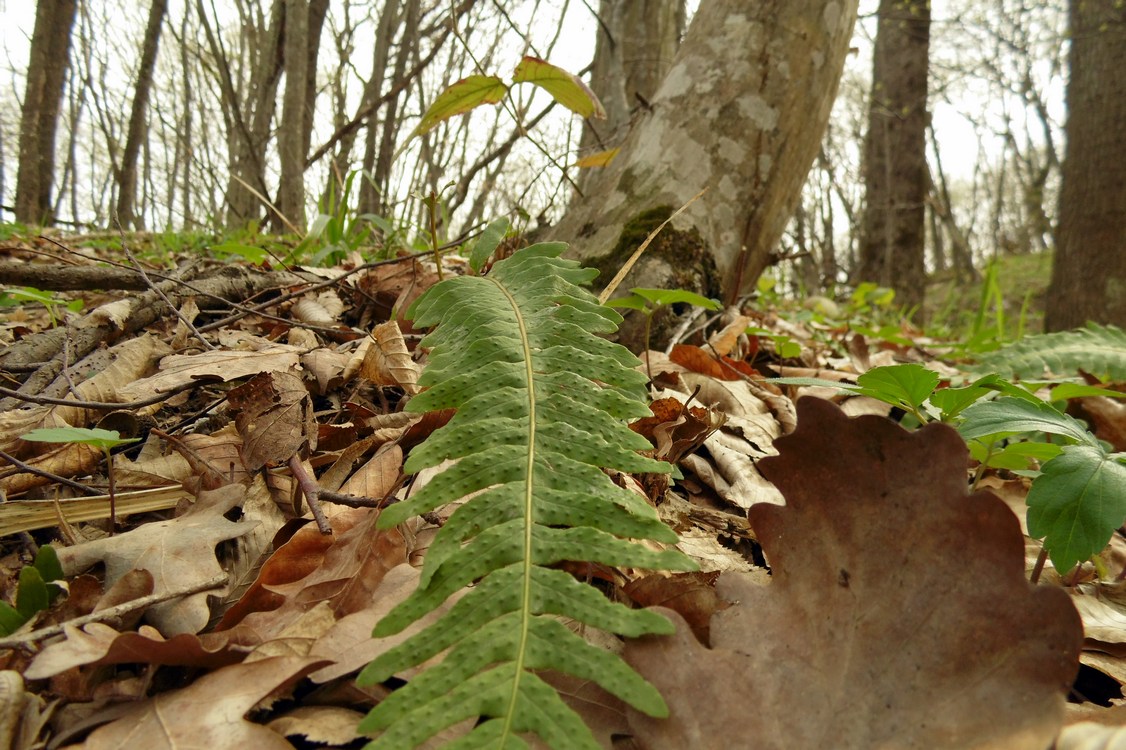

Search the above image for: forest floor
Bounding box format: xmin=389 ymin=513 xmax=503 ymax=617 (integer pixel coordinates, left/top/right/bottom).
xmin=0 ymin=228 xmax=1123 ymax=749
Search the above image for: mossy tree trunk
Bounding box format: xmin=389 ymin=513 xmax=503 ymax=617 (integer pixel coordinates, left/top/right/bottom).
xmin=554 ymin=0 xmax=859 ymax=305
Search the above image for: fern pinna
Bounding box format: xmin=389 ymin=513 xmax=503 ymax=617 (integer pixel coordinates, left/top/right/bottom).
xmin=356 ymin=242 xmax=696 ymax=748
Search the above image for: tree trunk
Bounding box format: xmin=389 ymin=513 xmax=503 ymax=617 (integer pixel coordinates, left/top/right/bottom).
xmin=362 ymin=0 xmax=421 ymax=218
xmin=1044 ymin=2 xmax=1126 ymax=331
xmin=855 ymin=0 xmax=930 ymax=317
xmin=199 ymin=0 xmax=285 ymax=228
xmin=578 ymin=0 xmax=685 ymax=194
xmin=115 ymin=0 xmax=168 ymax=230
xmin=554 ymin=0 xmax=859 ymax=305
xmin=276 ymin=0 xmax=326 ymax=230
xmin=14 ymin=0 xmax=79 ymax=225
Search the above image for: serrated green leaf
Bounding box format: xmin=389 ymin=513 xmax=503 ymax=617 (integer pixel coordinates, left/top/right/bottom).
xmin=16 ymin=566 xmax=49 ymax=620
xmin=1027 ymin=447 xmax=1126 ymax=574
xmin=855 ymin=364 xmax=939 ymax=410
xmin=971 ymin=322 xmax=1126 ymax=380
xmin=415 ymin=75 xmax=508 ymax=136
xmin=928 ymin=373 xmax=1033 ymax=420
xmin=469 ymin=217 xmax=510 ymax=274
xmin=364 ymin=243 xmax=695 ymax=749
xmin=959 ymin=397 xmax=1099 ymax=446
xmin=0 ymin=601 xmax=26 ymax=636
xmin=512 ymin=57 xmax=605 ymax=119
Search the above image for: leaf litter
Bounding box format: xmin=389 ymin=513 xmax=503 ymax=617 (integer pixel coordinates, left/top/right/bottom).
xmin=0 ymin=235 xmax=1122 ymax=748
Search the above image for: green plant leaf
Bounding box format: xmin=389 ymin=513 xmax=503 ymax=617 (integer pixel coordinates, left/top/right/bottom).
xmin=1048 ymin=383 xmax=1126 ymax=402
xmin=469 ymin=217 xmax=510 ymax=274
xmin=20 ymin=426 xmax=139 ymax=450
xmin=34 ymin=545 xmax=64 ymax=603
xmin=512 ymin=56 xmax=605 ymax=119
xmin=363 ymin=242 xmax=695 ymax=748
xmin=627 ymin=288 xmax=722 ymax=310
xmin=971 ymin=323 xmax=1126 ymax=380
xmin=1026 ymin=446 xmax=1126 ymax=574
xmin=959 ymin=397 xmax=1099 ymax=447
xmin=15 ymin=566 xmax=49 ymax=620
xmin=415 ymin=74 xmax=508 ymax=136
xmin=855 ymin=364 xmax=940 ymax=411
xmin=209 ymin=241 xmax=270 ymax=264
xmin=0 ymin=601 xmax=25 ymax=636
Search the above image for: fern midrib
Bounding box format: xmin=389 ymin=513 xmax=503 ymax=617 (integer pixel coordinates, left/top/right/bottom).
xmin=496 ymin=278 xmax=535 ymax=747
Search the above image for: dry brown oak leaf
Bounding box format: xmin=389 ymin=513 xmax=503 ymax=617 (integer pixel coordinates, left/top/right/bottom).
xmin=624 ymin=397 xmax=1083 ymax=750
xmin=72 ymin=655 xmax=325 ymax=749
xmin=57 ymin=485 xmax=256 ymax=635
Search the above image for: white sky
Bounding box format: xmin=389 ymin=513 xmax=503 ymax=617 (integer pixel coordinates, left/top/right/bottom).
xmin=0 ymin=1 xmax=1065 ymax=220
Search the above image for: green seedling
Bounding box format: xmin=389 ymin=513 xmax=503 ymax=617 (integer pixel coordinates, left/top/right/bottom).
xmin=21 ymin=427 xmax=140 ymax=531
xmin=1 ymin=287 xmax=84 ymax=328
xmin=0 ymin=545 xmax=65 ymax=636
xmin=607 ymin=287 xmax=722 ymax=378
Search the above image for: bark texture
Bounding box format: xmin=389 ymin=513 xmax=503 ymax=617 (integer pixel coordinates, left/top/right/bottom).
xmin=14 ymin=0 xmax=78 ymax=225
xmin=555 ymin=0 xmax=859 ymax=303
xmin=115 ymin=0 xmax=169 ymax=229
xmin=856 ymin=0 xmax=930 ymax=316
xmin=1044 ymin=1 xmax=1126 ymax=331
xmin=578 ymin=0 xmax=686 ymax=194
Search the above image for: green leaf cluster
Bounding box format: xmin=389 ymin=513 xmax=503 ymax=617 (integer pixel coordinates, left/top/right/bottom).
xmin=0 ymin=546 xmax=64 ymax=636
xmin=358 ymin=243 xmax=696 ymax=748
xmin=771 ymin=361 xmax=1126 ymax=575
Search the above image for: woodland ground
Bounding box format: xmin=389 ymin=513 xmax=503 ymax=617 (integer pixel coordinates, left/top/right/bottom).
xmin=0 ymin=228 xmax=1123 ymax=749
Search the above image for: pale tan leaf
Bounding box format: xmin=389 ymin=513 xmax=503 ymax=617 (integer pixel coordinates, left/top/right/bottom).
xmin=116 ymin=344 xmax=305 ymax=402
xmin=56 ymin=485 xmax=257 ymax=635
xmin=74 ymin=656 xmax=324 ymax=750
xmin=338 ymin=443 xmax=401 ymax=501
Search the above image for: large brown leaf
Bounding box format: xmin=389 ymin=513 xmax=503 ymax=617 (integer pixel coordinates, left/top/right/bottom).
xmin=73 ymin=656 xmax=323 ymax=749
xmin=624 ymin=397 xmax=1083 ymax=749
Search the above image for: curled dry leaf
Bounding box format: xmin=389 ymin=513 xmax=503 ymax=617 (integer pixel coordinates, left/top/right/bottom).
xmin=361 ymin=320 xmax=421 ymax=395
xmin=625 ymin=397 xmax=1083 ymax=750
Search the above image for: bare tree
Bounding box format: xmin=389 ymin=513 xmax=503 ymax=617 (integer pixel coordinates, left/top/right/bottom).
xmin=276 ymin=0 xmax=329 ymax=231
xmin=855 ymin=0 xmax=931 ymax=315
xmin=115 ymin=0 xmax=168 ymax=229
xmin=1044 ymin=2 xmax=1126 ymax=330
xmin=14 ymin=0 xmax=79 ymax=225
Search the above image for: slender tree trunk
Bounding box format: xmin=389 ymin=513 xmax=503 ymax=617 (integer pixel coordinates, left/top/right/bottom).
xmin=363 ymin=0 xmax=420 ymax=218
xmin=14 ymin=0 xmax=79 ymax=225
xmin=856 ymin=0 xmax=931 ymax=317
xmin=274 ymin=0 xmax=324 ymax=230
xmin=115 ymin=0 xmax=168 ymax=230
xmin=554 ymin=0 xmax=859 ymax=304
xmin=354 ymin=0 xmax=402 ymax=215
xmin=1045 ymin=2 xmax=1126 ymax=330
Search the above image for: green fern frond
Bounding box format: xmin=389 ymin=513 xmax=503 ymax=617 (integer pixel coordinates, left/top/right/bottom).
xmin=971 ymin=322 xmax=1126 ymax=380
xmin=358 ymin=242 xmax=696 ymax=749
